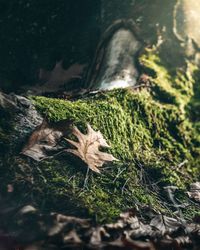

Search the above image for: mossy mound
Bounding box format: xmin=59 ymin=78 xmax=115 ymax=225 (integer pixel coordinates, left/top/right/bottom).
xmin=1 ymin=49 xmax=200 ymax=223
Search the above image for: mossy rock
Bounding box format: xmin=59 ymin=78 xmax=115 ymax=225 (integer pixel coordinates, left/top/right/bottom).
xmin=0 ymin=49 xmax=199 ymax=223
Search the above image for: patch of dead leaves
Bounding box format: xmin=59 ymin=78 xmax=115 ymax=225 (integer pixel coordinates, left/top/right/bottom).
xmin=22 ymin=121 xmax=117 ymax=173
xmin=150 ymin=215 xmax=181 ymax=233
xmin=65 ymin=124 xmax=118 ymax=173
xmin=0 ymin=203 xmax=200 ymax=250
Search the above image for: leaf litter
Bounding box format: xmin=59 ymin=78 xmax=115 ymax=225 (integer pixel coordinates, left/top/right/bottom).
xmin=19 ymin=123 xmax=200 ymax=249
xmin=0 ymin=203 xmax=199 ymax=250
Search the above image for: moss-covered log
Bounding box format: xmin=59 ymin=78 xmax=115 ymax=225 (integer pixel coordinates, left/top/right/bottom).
xmin=0 ymin=49 xmax=199 ymax=223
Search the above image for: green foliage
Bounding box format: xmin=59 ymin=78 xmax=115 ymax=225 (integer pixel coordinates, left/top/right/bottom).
xmin=139 ymin=48 xmax=196 ymax=108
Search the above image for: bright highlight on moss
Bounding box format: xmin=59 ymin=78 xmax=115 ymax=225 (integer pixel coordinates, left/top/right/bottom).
xmin=26 ymin=49 xmax=200 ymax=221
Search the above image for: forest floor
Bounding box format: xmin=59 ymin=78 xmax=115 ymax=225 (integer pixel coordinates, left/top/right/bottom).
xmin=0 ymin=47 xmax=200 ymax=249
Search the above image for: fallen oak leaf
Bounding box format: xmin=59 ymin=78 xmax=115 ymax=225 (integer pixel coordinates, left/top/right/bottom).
xmin=21 ymin=119 xmax=72 ymax=161
xmin=65 ymin=124 xmax=118 ymax=173
xmin=39 ymin=61 xmax=85 ymax=86
xmin=27 ymin=62 xmax=86 ymax=95
xmin=55 ymin=213 xmax=90 ymax=227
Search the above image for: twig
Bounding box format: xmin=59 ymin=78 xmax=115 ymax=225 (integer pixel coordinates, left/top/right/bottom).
xmin=83 ymin=167 xmax=90 ymax=189
xmin=164 ymin=186 xmax=189 ymax=233
xmin=121 ymin=178 xmax=130 ymax=194
xmin=171 ymin=159 xmax=188 ymax=170
xmin=113 ymin=168 xmax=126 ymax=183
xmin=68 ymin=175 xmax=76 ymax=183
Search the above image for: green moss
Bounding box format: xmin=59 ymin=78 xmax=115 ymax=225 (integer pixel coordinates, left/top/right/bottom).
xmin=29 ymin=85 xmax=199 ymax=221
xmin=28 ymin=47 xmax=200 ymax=221
xmin=1 ymin=48 xmax=199 ymax=222
xmin=140 ymin=48 xmax=196 ymax=109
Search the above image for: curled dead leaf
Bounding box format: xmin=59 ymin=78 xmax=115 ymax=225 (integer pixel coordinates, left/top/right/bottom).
xmin=21 ymin=119 xmax=72 ymax=161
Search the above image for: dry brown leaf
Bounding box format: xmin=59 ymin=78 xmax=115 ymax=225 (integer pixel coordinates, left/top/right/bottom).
xmin=90 ymin=226 xmax=110 ymax=245
xmin=21 ymin=120 xmax=72 ymax=161
xmin=63 ymin=230 xmax=82 ymax=244
xmin=37 ymin=62 xmax=86 ymax=93
xmin=55 ymin=214 xmax=90 ymax=227
xmin=26 ymin=62 xmax=86 ymax=94
xmin=39 ymin=61 xmax=85 ymax=85
xmin=187 ymin=182 xmax=200 ymax=202
xmin=109 ymin=233 xmax=155 ymax=250
xmin=150 ymin=215 xmax=181 ymax=233
xmin=65 ymin=124 xmax=118 ymax=173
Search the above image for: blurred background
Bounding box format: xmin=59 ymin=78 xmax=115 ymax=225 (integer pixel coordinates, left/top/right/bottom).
xmin=0 ymin=0 xmax=178 ymax=92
